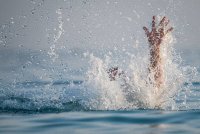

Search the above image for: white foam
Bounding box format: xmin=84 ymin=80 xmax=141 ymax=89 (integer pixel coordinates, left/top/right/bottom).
xmin=84 ymin=30 xmax=197 ymax=110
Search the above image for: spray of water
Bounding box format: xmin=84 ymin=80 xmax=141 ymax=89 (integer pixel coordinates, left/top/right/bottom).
xmin=84 ymin=26 xmax=197 ymax=110
xmin=48 ymin=8 xmax=64 ymax=62
xmin=0 ymin=1 xmax=198 ymax=112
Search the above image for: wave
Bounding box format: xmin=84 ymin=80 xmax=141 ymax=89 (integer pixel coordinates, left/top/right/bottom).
xmin=0 ymin=79 xmax=199 ymax=113
xmin=0 ymin=100 xmax=86 ymax=114
xmin=0 ymin=80 xmax=86 ymax=113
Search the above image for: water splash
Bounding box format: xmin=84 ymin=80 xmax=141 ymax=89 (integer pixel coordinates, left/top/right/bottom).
xmin=0 ymin=1 xmax=199 ymax=112
xmin=84 ymin=27 xmax=197 ymax=110
xmin=48 ymin=8 xmax=64 ymax=62
xmin=84 ymin=54 xmax=128 ymax=110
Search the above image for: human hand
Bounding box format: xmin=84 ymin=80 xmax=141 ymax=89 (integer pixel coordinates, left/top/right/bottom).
xmin=143 ymin=16 xmax=173 ymax=47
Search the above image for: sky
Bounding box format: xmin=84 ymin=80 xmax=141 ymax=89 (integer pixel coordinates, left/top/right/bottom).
xmin=0 ymin=0 xmax=200 ymax=82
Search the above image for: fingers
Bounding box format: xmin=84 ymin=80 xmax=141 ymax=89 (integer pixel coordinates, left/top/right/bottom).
xmin=158 ymin=17 xmax=172 ymax=36
xmin=165 ymin=27 xmax=173 ymax=35
xmin=143 ymin=27 xmax=150 ymax=37
xmin=144 ymin=16 xmax=173 ymax=38
xmin=152 ymin=16 xmax=156 ymax=31
xmin=164 ymin=19 xmax=170 ymax=26
xmin=159 ymin=16 xmax=166 ymax=27
xmin=159 ymin=28 xmax=164 ymax=38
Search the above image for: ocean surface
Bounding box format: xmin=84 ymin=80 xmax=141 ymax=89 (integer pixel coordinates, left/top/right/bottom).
xmin=0 ymin=1 xmax=200 ymax=134
xmin=0 ymin=110 xmax=200 ymax=134
xmin=0 ymin=80 xmax=200 ymax=134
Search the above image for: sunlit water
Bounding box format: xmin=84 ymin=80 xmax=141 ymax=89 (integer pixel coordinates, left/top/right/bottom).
xmin=0 ymin=0 xmax=200 ymax=134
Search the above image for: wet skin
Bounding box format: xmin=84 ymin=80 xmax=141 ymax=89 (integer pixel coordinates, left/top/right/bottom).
xmin=143 ymin=16 xmax=173 ymax=88
xmin=108 ymin=16 xmax=173 ymax=89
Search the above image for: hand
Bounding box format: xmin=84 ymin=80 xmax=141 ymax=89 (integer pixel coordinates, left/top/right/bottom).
xmin=108 ymin=67 xmax=125 ymax=81
xmin=108 ymin=67 xmax=119 ymax=81
xmin=143 ymin=16 xmax=173 ymax=47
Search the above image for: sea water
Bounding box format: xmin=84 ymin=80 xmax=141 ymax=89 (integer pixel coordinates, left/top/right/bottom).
xmin=0 ymin=0 xmax=200 ymax=134
xmin=0 ymin=35 xmax=200 ymax=133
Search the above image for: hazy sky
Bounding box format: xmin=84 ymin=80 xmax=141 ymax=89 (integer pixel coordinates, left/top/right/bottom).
xmin=0 ymin=0 xmax=200 ymax=82
xmin=0 ymin=0 xmax=200 ymax=49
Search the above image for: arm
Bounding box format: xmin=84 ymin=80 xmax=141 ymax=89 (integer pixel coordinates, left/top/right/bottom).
xmin=143 ymin=16 xmax=173 ymax=88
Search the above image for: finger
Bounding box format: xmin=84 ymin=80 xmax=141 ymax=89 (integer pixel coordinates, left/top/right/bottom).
xmin=159 ymin=16 xmax=166 ymax=27
xmin=164 ymin=19 xmax=170 ymax=26
xmin=160 ymin=28 xmax=164 ymax=38
xmin=152 ymin=16 xmax=156 ymax=31
xmin=165 ymin=27 xmax=173 ymax=35
xmin=155 ymin=32 xmax=160 ymax=37
xmin=143 ymin=26 xmax=150 ymax=37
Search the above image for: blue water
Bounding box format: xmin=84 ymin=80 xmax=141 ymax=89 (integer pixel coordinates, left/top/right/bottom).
xmin=0 ymin=110 xmax=200 ymax=134
xmin=0 ymin=1 xmax=200 ymax=133
xmin=0 ymin=80 xmax=200 ymax=134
